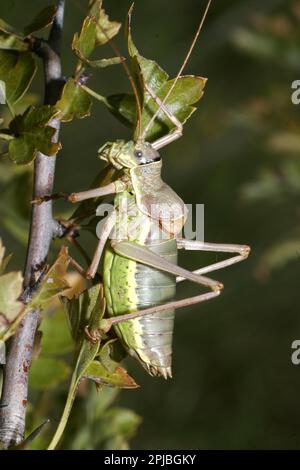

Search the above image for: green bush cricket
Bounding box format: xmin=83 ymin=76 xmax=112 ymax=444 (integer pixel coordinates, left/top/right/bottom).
xmin=36 ymin=0 xmax=250 ymax=379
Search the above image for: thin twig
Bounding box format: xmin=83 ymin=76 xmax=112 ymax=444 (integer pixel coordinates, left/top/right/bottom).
xmin=0 ymin=0 xmax=66 ymax=448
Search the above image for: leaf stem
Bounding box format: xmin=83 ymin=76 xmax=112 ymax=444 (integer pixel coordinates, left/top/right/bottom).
xmin=47 ymin=374 xmax=78 ymax=450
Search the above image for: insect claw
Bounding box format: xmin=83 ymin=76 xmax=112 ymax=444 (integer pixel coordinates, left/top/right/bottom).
xmin=147 ymin=364 xmax=172 ymax=379
xmin=160 ymin=367 xmax=172 ymax=380
xmin=243 ymin=246 xmax=251 ymax=257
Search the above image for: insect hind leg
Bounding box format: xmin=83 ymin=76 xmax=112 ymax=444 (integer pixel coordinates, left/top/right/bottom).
xmin=176 ymin=239 xmax=251 ymax=282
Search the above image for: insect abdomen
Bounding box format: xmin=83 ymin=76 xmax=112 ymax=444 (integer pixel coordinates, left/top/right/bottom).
xmin=103 ymin=238 xmax=177 ymax=378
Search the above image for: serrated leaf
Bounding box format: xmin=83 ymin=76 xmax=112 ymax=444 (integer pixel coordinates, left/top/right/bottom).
xmin=94 ymin=5 xmax=121 ymax=45
xmin=23 ymin=5 xmax=57 ymax=37
xmin=84 ymin=339 xmax=134 ymax=389
xmin=72 ymin=17 xmax=97 ymax=60
xmin=29 ymin=357 xmax=71 ymax=390
xmin=106 ymin=5 xmax=207 ymax=141
xmin=8 ymin=105 xmax=61 ymax=164
xmin=84 ymin=360 xmax=138 ymax=389
xmin=72 ymin=3 xmax=122 ymax=68
xmin=56 ymin=79 xmax=92 ymax=122
xmin=29 ymin=247 xmax=70 ymax=308
xmin=0 ymin=32 xmax=28 ymax=51
xmin=0 ymin=50 xmax=36 ymax=106
xmin=141 ymin=75 xmax=207 ymax=142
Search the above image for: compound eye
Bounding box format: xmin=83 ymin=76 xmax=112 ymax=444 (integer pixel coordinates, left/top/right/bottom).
xmin=134 ymin=150 xmax=143 ymax=159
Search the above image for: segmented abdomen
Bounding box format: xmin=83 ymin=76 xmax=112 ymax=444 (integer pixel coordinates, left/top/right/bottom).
xmin=103 ymin=238 xmax=177 ymax=378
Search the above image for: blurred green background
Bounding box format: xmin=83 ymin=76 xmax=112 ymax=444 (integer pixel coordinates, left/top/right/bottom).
xmin=1 ymin=0 xmax=300 ymax=450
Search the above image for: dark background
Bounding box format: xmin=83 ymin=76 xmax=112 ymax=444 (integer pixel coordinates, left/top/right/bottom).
xmin=1 ymin=0 xmax=300 ymax=450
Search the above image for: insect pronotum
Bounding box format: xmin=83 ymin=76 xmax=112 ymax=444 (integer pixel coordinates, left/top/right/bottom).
xmin=38 ymin=0 xmax=250 ymax=379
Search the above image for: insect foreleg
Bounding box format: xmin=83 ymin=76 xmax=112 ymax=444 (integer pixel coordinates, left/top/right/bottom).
xmin=143 ymin=83 xmax=183 ymax=150
xmin=68 ymin=211 xmax=116 ymax=280
xmin=176 ymin=239 xmax=251 ymax=282
xmin=86 ymin=211 xmax=116 ymax=279
xmin=32 ymin=181 xmax=122 ymax=204
xmin=68 ymin=183 xmax=118 ymax=203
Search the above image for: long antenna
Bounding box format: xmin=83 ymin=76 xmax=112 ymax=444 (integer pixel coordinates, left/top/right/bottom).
xmin=142 ymin=0 xmax=212 ymax=140
xmin=103 ymin=35 xmax=143 ymax=139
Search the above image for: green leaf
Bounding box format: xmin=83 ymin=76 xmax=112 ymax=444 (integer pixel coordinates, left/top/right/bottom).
xmin=141 ymin=76 xmax=207 ymax=142
xmin=29 ymin=357 xmax=71 ymax=390
xmin=106 ymin=94 xmax=136 ymax=128
xmin=0 ymin=50 xmax=37 ymax=106
xmin=8 ymin=105 xmax=61 ymax=164
xmin=72 ymin=17 xmax=97 ymax=61
xmin=29 ymin=247 xmax=70 ymax=308
xmin=105 ymin=5 xmax=207 ymax=141
xmin=84 ymin=338 xmax=135 ymax=389
xmin=0 ymin=32 xmax=28 ymax=51
xmin=72 ymin=3 xmax=122 ymax=68
xmin=61 ymin=283 xmax=104 ymax=342
xmin=0 ymin=243 xmax=24 ymax=339
xmin=40 ymin=307 xmax=73 ymax=356
xmin=97 ymin=339 xmax=126 ymax=372
xmin=0 ymin=271 xmax=23 ymax=324
xmin=23 ymin=5 xmax=57 ymax=37
xmin=0 ymin=254 xmax=13 ymax=276
xmin=94 ymin=4 xmax=121 ymax=45
xmin=84 ymin=359 xmax=138 ymax=389
xmin=56 ymin=79 xmax=92 ymax=122
xmin=83 ymin=56 xmax=123 ymax=68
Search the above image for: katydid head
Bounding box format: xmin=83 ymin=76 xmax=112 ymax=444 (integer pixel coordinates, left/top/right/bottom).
xmin=98 ymin=140 xmax=161 ymax=170
xmin=133 ymin=141 xmax=161 ymax=165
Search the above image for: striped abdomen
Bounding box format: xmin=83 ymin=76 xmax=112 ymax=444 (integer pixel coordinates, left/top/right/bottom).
xmin=103 ymin=238 xmax=177 ymax=378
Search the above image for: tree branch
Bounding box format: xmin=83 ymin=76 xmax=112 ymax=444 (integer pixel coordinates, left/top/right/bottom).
xmin=0 ymin=0 xmax=66 ymax=448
